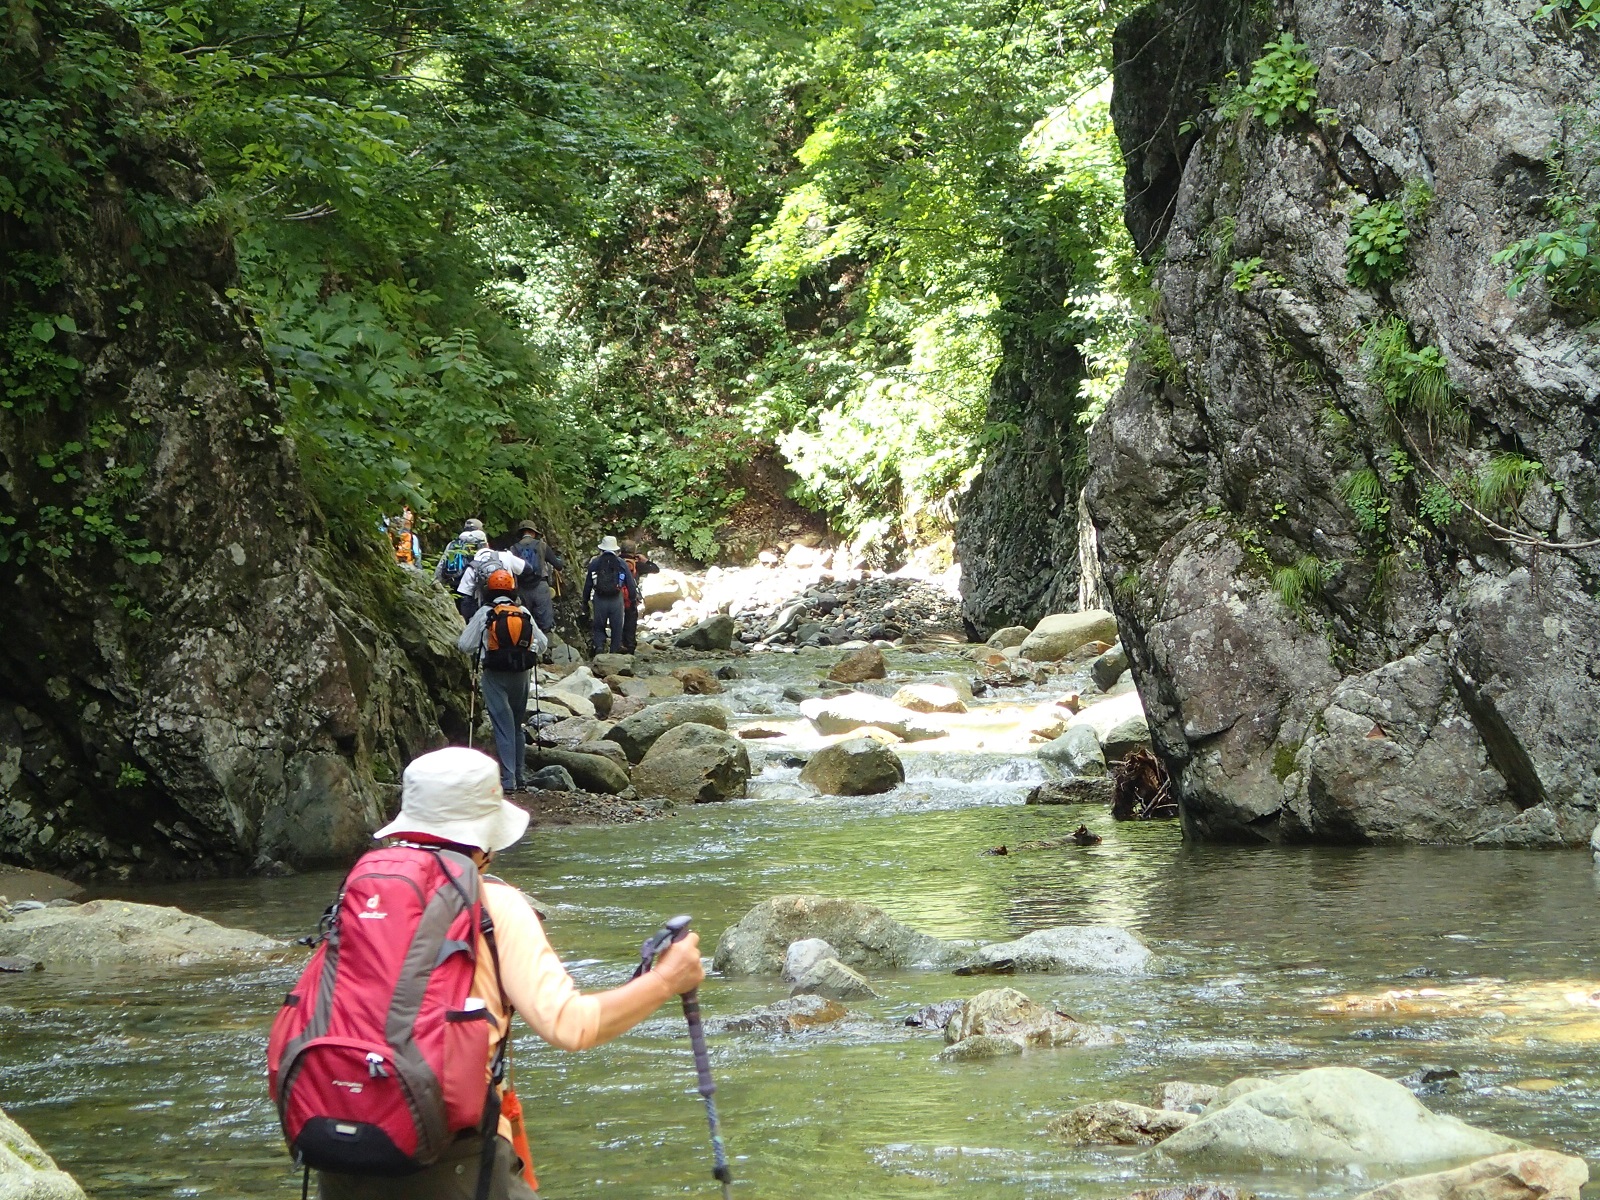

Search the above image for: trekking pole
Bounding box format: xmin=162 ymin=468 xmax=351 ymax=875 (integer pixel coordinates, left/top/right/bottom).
xmin=468 ymin=660 xmax=480 ymax=750
xmin=634 ymin=915 xmax=732 ymax=1200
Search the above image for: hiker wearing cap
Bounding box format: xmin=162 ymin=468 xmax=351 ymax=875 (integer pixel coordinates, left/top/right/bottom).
xmin=436 ymin=525 xmax=490 ymax=619
xmin=508 ymin=521 xmax=564 ymax=640
xmin=458 ymin=568 xmax=546 ymax=792
xmin=618 ymin=540 xmax=660 ymax=654
xmin=580 ymin=536 xmax=636 ymax=657
xmin=269 ymin=746 xmax=705 ymax=1200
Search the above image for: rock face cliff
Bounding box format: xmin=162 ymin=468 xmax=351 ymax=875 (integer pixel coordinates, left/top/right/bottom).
xmin=0 ymin=11 xmax=470 ymax=878
xmin=1089 ymin=0 xmax=1600 ymax=844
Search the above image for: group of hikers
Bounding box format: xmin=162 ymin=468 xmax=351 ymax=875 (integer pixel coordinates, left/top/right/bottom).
xmin=386 ymin=514 xmax=661 ymax=794
xmin=269 ymin=514 xmax=711 ymax=1197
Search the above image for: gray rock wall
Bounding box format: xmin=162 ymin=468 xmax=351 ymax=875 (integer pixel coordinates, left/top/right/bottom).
xmin=1088 ymin=0 xmax=1600 ymax=845
xmin=0 ymin=38 xmax=470 ymax=878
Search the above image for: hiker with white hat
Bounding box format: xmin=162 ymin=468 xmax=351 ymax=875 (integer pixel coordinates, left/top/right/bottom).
xmin=269 ymin=746 xmax=704 ymax=1200
xmin=580 ymin=535 xmax=636 ymax=658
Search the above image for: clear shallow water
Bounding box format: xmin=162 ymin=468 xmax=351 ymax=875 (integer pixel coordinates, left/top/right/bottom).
xmin=4 ymin=652 xmax=1599 ymax=1198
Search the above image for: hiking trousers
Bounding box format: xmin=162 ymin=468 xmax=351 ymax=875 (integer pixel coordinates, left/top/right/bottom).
xmin=622 ymin=605 xmax=640 ymax=653
xmin=518 ymin=580 xmax=555 ymax=636
xmin=317 ymin=1134 xmax=537 ymax=1199
xmin=590 ymin=594 xmax=624 ymax=655
xmin=481 ymin=667 xmax=531 ymax=790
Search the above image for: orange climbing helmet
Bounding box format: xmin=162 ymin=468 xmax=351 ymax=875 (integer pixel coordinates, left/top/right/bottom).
xmin=485 ymin=568 xmax=517 ymax=596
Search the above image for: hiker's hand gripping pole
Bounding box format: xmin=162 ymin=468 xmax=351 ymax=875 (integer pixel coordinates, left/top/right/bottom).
xmin=635 ymin=915 xmax=732 ymax=1200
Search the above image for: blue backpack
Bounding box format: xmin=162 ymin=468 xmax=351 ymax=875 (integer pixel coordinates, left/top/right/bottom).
xmin=512 ymin=536 xmax=544 ymax=581
xmin=439 ymin=538 xmax=473 ymax=587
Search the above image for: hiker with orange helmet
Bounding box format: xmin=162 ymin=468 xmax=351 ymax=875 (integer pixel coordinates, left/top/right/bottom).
xmin=457 ymin=568 xmax=546 ymax=792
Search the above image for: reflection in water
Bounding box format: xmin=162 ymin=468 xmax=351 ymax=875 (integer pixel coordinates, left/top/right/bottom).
xmin=3 ymin=651 xmax=1599 ymax=1197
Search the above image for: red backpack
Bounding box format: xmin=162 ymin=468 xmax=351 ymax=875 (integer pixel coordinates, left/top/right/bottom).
xmin=267 ymin=845 xmax=506 ymax=1179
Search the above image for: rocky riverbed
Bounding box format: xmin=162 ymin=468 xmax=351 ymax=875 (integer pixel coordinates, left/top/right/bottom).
xmin=5 ymin=597 xmax=1600 ymax=1199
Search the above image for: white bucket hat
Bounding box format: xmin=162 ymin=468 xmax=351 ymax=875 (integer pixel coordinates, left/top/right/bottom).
xmin=598 ymin=535 xmax=621 ymax=553
xmin=373 ymin=747 xmax=530 ymax=853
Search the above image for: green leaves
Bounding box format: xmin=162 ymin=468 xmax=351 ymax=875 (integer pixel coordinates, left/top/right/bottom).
xmin=1345 ymin=199 xmax=1411 ymax=287
xmin=1223 ymin=31 xmax=1319 ymax=128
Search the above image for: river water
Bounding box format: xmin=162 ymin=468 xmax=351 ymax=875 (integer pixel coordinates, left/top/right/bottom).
xmin=3 ymin=649 xmax=1598 ymax=1199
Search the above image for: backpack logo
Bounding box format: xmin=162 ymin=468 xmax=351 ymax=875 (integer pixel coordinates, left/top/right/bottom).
xmin=358 ymin=894 xmax=386 ymax=920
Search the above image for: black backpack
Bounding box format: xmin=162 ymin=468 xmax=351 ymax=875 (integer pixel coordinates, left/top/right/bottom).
xmin=592 ymin=551 xmax=625 ymax=598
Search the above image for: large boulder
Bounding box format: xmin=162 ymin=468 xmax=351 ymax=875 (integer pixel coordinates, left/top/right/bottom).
xmin=641 ymin=570 xmax=696 ymax=614
xmin=1348 ymin=1151 xmax=1588 ymax=1200
xmin=961 ymin=926 xmax=1152 ymax=975
xmin=799 ymin=738 xmax=905 ymax=796
xmin=603 ymin=699 xmax=730 ymax=763
xmin=674 ymin=614 xmax=736 ymax=651
xmin=0 ymin=869 xmax=83 ymax=905
xmin=713 ymin=895 xmax=960 ymax=975
xmin=546 ymin=666 xmax=613 ymax=719
xmin=525 ymin=746 xmax=631 ymax=795
xmin=987 ymin=626 xmax=1032 ymax=650
xmin=941 ymin=987 xmax=1118 ymax=1057
xmin=1067 ymin=691 xmax=1150 ymax=761
xmin=1155 ymin=1068 xmax=1523 ymax=1168
xmin=1019 ymin=611 xmax=1120 ymax=663
xmin=1 ymin=1106 xmax=87 ymax=1200
xmin=631 ymin=723 xmax=749 ymax=803
xmin=827 ymin=647 xmax=887 ymax=684
xmin=1038 ymin=725 xmax=1108 ymax=776
xmin=0 ymin=900 xmax=279 ymax=967
xmin=1092 ymin=642 xmax=1130 ymax=691
xmin=799 ymin=694 xmax=946 ymax=742
xmin=1048 ymin=1100 xmax=1196 ymax=1146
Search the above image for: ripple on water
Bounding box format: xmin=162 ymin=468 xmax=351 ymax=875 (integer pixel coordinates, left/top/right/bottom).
xmin=6 ymin=651 xmax=1600 ymax=1196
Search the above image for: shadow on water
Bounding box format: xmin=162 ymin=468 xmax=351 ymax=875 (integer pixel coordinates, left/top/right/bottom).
xmin=4 ymin=649 xmax=1599 ymax=1197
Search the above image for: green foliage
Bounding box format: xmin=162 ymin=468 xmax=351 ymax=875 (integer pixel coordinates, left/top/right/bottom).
xmin=1361 ymin=317 xmax=1464 ymax=435
xmin=1273 ymin=554 xmax=1329 ymax=613
xmin=1474 ymin=453 xmax=1545 ymax=515
xmin=1536 ymin=0 xmax=1600 ymax=29
xmin=1133 ymin=324 xmax=1184 ymax=386
xmin=116 ymin=762 xmax=148 ymax=789
xmin=1340 ymin=467 xmax=1390 ymax=537
xmin=1418 ymin=479 xmax=1463 ymax=527
xmin=1222 ymin=31 xmax=1319 ymax=128
xmin=1494 ymin=169 xmax=1600 ymax=320
xmin=1346 ymin=199 xmax=1411 ymax=287
xmin=1229 ymin=256 xmax=1285 ymax=292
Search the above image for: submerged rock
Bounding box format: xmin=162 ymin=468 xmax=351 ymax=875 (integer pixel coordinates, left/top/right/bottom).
xmin=712 ymin=994 xmax=848 ymax=1034
xmin=799 ymin=738 xmax=905 ymax=796
xmin=790 ymin=956 xmax=880 ymax=1002
xmin=960 ymin=926 xmax=1151 ymax=975
xmin=937 ymin=1033 xmax=1025 ymax=1062
xmin=892 ymin=684 xmax=967 ymax=714
xmin=1025 ymin=778 xmax=1115 ymax=805
xmin=799 ymin=694 xmax=947 ymax=742
xmin=1153 ymin=1082 xmax=1220 ymax=1113
xmin=713 ymin=895 xmax=961 ymax=976
xmin=942 ymin=986 xmax=1117 ymax=1056
xmin=1155 ymin=1067 xmax=1523 ymax=1168
xmin=905 ymin=999 xmax=965 ymax=1030
xmin=1049 ymin=1100 xmax=1196 ymax=1146
xmin=0 ymin=900 xmax=278 ymax=967
xmin=0 ymin=1105 xmax=87 ymax=1200
xmin=1348 ymin=1151 xmax=1588 ymax=1200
